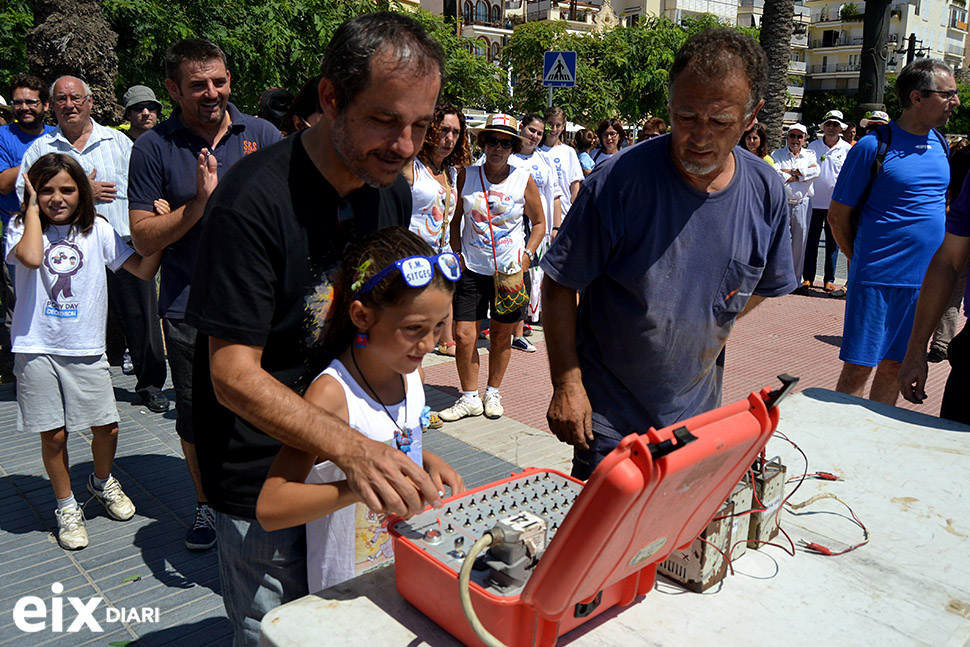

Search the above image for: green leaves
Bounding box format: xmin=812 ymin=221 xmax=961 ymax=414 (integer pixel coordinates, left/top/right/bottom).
xmin=502 ymin=15 xmax=758 ymax=126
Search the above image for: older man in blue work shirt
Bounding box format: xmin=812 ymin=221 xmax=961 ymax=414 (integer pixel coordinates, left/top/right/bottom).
xmin=541 ymin=28 xmax=796 ymax=479
xmin=127 ymin=38 xmax=280 ymax=551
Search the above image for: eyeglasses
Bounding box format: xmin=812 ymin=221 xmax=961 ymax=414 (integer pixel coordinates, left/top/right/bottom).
xmin=11 ymin=99 xmax=41 ymax=107
xmin=823 ymin=121 xmax=841 ymax=127
xmin=922 ymin=89 xmax=959 ymax=101
xmin=53 ymin=94 xmax=89 ymax=107
xmin=129 ymin=103 xmax=158 ymax=113
xmin=601 ymin=131 xmax=619 ymax=138
xmin=788 ymin=133 xmax=805 ymax=139
xmin=354 ymin=252 xmax=462 ymax=298
xmin=484 ymin=136 xmax=514 ymax=149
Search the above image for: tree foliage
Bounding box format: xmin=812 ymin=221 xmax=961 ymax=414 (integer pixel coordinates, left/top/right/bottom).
xmin=502 ymin=15 xmax=759 ymax=128
xmin=0 ymin=0 xmax=32 ymax=83
xmin=0 ymin=0 xmax=505 ymax=115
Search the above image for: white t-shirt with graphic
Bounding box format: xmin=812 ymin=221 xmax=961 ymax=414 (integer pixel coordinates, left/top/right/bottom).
xmin=5 ymin=217 xmax=134 ymax=355
xmin=460 ymin=164 xmax=532 ymax=276
xmin=511 ymin=149 xmax=562 ymax=235
xmin=304 ymin=358 xmax=424 ymax=593
xmin=539 ymin=143 xmax=584 ymax=216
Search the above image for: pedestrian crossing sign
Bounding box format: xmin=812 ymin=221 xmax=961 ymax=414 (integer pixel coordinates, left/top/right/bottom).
xmin=543 ymin=51 xmax=577 ymax=88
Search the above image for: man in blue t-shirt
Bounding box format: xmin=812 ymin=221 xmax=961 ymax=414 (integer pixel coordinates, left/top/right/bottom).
xmin=828 ymin=59 xmax=957 ymax=406
xmin=540 ymin=28 xmax=796 ymax=479
xmin=0 ymin=75 xmax=54 ymax=342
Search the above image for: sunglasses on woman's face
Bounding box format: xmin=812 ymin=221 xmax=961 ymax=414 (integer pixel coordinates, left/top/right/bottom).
xmin=485 ymin=136 xmax=514 ymax=149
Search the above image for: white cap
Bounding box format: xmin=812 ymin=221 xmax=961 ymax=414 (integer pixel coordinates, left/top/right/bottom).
xmin=787 ymin=123 xmax=808 ymax=135
xmin=0 ymin=96 xmax=12 ymax=122
xmin=822 ymin=110 xmax=847 ymax=130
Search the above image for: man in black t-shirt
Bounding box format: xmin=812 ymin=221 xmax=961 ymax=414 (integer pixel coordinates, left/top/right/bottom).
xmin=185 ymin=13 xmax=445 ymax=645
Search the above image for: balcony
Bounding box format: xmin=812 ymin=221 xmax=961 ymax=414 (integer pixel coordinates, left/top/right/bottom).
xmin=789 ymin=60 xmax=808 ymax=73
xmin=739 ymin=0 xmax=765 ymax=6
xmin=811 ymin=63 xmax=862 ymax=73
xmin=792 ymin=33 xmax=809 ymax=47
xmin=811 ymin=37 xmax=864 ymax=48
xmin=949 ymin=17 xmax=968 ymax=30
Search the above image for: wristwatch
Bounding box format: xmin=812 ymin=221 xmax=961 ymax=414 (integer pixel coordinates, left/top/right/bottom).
xmin=524 ymin=248 xmax=536 ymax=263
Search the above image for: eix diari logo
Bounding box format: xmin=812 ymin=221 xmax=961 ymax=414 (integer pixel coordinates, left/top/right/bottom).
xmin=13 ymin=582 xmax=160 ymax=633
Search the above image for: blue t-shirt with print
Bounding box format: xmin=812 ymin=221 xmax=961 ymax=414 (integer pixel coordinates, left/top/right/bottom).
xmin=0 ymin=124 xmax=55 ymax=226
xmin=832 ymin=122 xmax=948 ymax=288
xmin=541 ymin=136 xmax=795 ymax=435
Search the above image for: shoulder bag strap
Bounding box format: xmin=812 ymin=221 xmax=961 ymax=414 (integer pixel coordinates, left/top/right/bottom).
xmin=479 ymin=166 xmax=500 ymax=273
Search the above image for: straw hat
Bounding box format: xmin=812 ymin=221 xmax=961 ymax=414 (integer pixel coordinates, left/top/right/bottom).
xmin=470 ymin=113 xmax=529 ymax=142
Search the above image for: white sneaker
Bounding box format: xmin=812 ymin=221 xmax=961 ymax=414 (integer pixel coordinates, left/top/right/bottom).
xmin=438 ymin=395 xmax=484 ymax=422
xmin=87 ymin=475 xmax=136 ymax=521
xmin=483 ymin=392 xmax=504 ymax=419
xmin=55 ymin=506 xmax=88 ymax=550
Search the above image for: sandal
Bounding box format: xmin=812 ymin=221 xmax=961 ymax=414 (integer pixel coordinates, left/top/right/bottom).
xmin=426 ymin=412 xmax=444 ymax=429
xmin=436 ymin=341 xmax=457 ymax=357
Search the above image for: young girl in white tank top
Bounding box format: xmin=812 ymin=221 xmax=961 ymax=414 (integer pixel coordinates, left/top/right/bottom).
xmin=256 ymin=227 xmax=466 ymax=592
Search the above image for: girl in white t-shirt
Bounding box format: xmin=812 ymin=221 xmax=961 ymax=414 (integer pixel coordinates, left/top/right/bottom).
xmin=256 ymin=227 xmax=466 ymax=592
xmin=539 ymin=106 xmax=583 ymax=227
xmin=6 ymin=153 xmax=161 ymax=550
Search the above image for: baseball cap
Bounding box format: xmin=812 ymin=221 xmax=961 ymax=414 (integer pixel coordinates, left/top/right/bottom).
xmin=822 ymin=109 xmax=847 ymax=129
xmin=787 ymin=123 xmax=808 ymax=136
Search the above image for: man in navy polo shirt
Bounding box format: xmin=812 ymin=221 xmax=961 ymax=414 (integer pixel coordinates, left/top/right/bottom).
xmin=127 ymin=38 xmax=280 ymax=552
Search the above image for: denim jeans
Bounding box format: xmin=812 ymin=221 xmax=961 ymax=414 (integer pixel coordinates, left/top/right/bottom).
xmin=214 ymin=511 xmax=308 ymax=647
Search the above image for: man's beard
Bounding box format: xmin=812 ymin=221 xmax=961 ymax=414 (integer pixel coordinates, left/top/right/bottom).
xmin=331 ymin=113 xmax=404 ymax=188
xmin=677 ymin=155 xmax=721 ymax=177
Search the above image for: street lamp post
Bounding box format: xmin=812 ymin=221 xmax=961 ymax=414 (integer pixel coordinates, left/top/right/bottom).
xmin=888 ymin=33 xmax=930 ymax=69
xmin=857 ymin=0 xmax=893 ymax=119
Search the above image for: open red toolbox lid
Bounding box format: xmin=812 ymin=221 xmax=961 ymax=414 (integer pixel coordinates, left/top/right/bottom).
xmin=520 ymin=379 xmax=791 ymax=619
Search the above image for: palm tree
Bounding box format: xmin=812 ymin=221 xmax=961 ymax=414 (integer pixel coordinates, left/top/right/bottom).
xmin=759 ymin=0 xmax=794 ymax=149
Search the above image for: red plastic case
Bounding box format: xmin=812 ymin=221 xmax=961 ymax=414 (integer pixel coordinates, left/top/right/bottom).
xmin=390 ymin=387 xmax=781 ymax=647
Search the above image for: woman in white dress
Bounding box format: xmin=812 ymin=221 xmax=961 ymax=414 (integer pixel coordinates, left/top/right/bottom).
xmin=402 ymin=105 xmax=469 ymax=356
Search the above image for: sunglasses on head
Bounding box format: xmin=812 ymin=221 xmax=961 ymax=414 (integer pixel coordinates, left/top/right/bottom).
xmin=354 ymin=252 xmax=462 ymax=298
xmin=485 ymin=136 xmax=514 ymax=149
